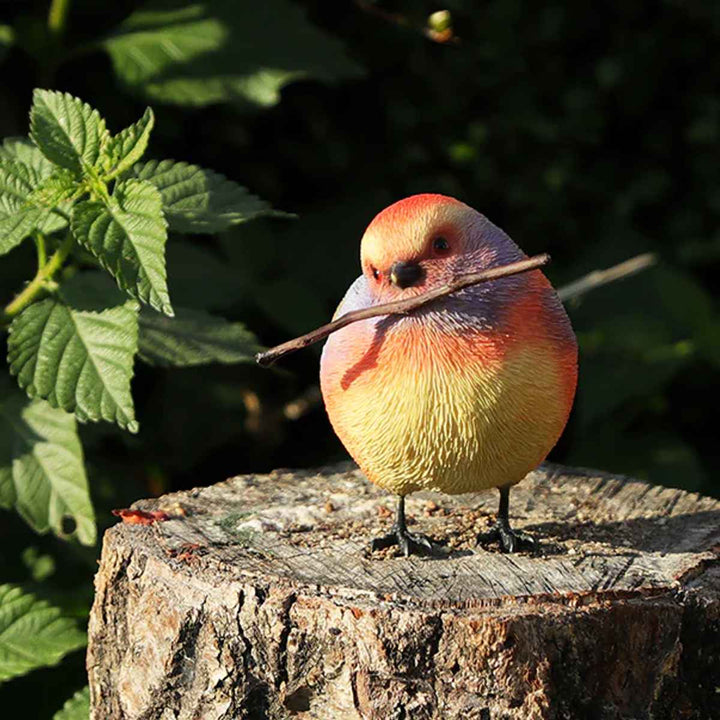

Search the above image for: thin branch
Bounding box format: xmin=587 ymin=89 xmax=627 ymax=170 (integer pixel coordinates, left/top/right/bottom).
xmin=256 ymin=254 xmax=550 ymax=367
xmin=557 ymin=253 xmax=656 ymax=302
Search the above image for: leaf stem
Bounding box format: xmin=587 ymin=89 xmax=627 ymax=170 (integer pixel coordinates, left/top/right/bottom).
xmin=1 ymin=233 xmax=74 ymax=325
xmin=48 ymin=0 xmax=72 ymax=38
xmin=34 ymin=232 xmax=48 ymax=269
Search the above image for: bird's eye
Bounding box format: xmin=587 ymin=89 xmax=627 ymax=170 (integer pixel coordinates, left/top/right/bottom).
xmin=372 ymin=267 xmax=381 ymax=281
xmin=432 ymin=236 xmax=450 ymax=254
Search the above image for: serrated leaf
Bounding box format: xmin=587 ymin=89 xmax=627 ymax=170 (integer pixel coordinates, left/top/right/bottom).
xmin=102 ymin=0 xmax=362 ymax=108
xmin=7 ymin=273 xmax=140 ymax=432
xmin=0 ymin=157 xmax=35 ymax=202
xmin=102 ymin=107 xmax=154 ymax=179
xmin=28 ymin=168 xmax=78 ymax=211
xmin=0 ymin=205 xmax=46 ymax=257
xmin=0 ymin=584 xmax=86 ymax=683
xmin=139 ymin=307 xmax=259 ymax=366
xmin=131 ymin=159 xmax=275 ymax=233
xmin=0 ymin=156 xmax=71 ymax=253
xmin=54 ymin=687 xmax=90 ymax=720
xmin=0 ymin=137 xmax=58 ymax=180
xmin=0 ymin=140 xmax=75 ymax=246
xmin=0 ymin=382 xmax=95 ymax=545
xmin=30 ymin=90 xmax=109 ymax=174
xmin=0 ymin=159 xmax=45 ymax=254
xmin=71 ymin=178 xmax=172 ymax=314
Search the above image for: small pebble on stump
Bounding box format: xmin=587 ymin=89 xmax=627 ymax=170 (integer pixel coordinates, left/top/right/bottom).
xmin=88 ymin=463 xmax=720 ymax=720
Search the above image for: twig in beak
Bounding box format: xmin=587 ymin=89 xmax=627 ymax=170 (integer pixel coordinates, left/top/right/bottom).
xmin=256 ymin=253 xmax=550 ymax=367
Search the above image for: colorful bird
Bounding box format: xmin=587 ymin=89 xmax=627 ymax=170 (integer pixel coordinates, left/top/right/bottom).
xmin=320 ymin=194 xmax=577 ymax=556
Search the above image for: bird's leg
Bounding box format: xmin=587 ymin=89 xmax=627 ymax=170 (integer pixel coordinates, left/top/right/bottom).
xmin=477 ymin=486 xmax=536 ymax=553
xmin=370 ymin=495 xmax=438 ymax=556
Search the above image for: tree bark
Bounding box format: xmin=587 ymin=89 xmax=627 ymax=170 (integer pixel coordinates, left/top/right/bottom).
xmin=87 ymin=463 xmax=720 ymax=720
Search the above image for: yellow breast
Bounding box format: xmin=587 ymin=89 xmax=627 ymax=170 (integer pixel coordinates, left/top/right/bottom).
xmin=320 ymin=274 xmax=577 ymax=496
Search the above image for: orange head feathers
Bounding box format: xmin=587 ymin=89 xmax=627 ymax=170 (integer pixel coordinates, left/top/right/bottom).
xmin=360 ymin=194 xmax=523 ymax=304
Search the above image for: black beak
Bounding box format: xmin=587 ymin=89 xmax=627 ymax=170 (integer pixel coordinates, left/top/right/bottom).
xmin=389 ymin=260 xmax=424 ymax=289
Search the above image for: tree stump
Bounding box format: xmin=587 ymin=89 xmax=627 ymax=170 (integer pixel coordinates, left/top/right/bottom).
xmin=87 ymin=463 xmax=720 ymax=720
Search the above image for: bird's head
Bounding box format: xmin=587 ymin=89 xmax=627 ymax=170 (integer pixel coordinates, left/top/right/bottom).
xmin=360 ymin=194 xmax=523 ymax=300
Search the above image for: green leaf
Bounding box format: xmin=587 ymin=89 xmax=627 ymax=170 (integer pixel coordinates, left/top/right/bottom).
xmin=0 ymin=584 xmax=86 ymax=683
xmin=0 ymin=137 xmax=58 ymax=180
xmin=30 ymin=90 xmax=109 ymax=175
xmin=0 ymin=383 xmax=95 ymax=545
xmin=131 ymin=159 xmax=276 ymax=233
xmin=0 ymin=140 xmax=75 ymax=253
xmin=138 ymin=307 xmax=259 ymax=366
xmin=7 ymin=273 xmax=140 ymax=432
xmin=0 ymin=157 xmax=35 ymax=203
xmin=0 ymin=209 xmax=45 ymax=256
xmin=71 ymin=178 xmax=172 ymax=314
xmin=102 ymin=0 xmax=361 ymax=108
xmin=54 ymin=686 xmax=90 ymax=720
xmin=102 ymin=107 xmax=155 ymax=179
xmin=0 ymin=158 xmax=51 ymax=255
xmin=28 ymin=168 xmax=78 ymax=212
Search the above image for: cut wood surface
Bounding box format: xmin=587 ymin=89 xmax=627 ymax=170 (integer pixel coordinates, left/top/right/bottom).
xmin=87 ymin=463 xmax=720 ymax=720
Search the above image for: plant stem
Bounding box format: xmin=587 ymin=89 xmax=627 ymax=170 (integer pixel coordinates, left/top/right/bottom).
xmin=34 ymin=232 xmax=48 ymax=269
xmin=1 ymin=233 xmax=74 ymax=324
xmin=48 ymin=0 xmax=72 ymax=38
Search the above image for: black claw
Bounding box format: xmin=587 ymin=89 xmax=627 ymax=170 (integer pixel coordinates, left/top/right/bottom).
xmin=398 ymin=529 xmax=437 ymax=557
xmin=370 ymin=495 xmax=441 ymax=557
xmin=477 ymin=520 xmax=536 ymax=553
xmin=476 ymin=485 xmax=537 ymax=554
xmin=370 ymin=526 xmax=439 ymax=556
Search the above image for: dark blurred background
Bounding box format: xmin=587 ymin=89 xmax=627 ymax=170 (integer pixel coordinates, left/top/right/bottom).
xmin=1 ymin=0 xmax=719 ymax=713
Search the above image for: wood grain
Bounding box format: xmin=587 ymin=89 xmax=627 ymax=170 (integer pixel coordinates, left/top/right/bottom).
xmin=88 ymin=463 xmax=720 ymax=719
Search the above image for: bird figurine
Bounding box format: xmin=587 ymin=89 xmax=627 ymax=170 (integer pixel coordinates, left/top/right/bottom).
xmin=319 ymin=194 xmax=577 ymax=556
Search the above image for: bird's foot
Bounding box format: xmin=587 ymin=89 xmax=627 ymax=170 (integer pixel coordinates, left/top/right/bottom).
xmin=476 ymin=520 xmax=536 ymax=554
xmin=370 ymin=526 xmax=440 ymax=557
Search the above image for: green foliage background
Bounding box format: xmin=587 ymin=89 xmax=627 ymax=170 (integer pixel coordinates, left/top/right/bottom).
xmin=1 ymin=0 xmax=719 ymax=715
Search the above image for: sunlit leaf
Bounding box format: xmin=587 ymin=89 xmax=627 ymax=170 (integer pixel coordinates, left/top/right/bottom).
xmin=0 ymin=137 xmax=59 ymax=180
xmin=7 ymin=273 xmax=140 ymax=432
xmin=30 ymin=90 xmax=109 ymax=175
xmin=130 ymin=159 xmax=277 ymax=233
xmin=72 ymin=178 xmax=172 ymax=315
xmin=0 ymin=585 xmax=86 ymax=683
xmin=102 ymin=107 xmax=155 ymax=179
xmin=0 ymin=158 xmax=56 ymax=255
xmin=102 ymin=0 xmax=362 ymax=108
xmin=0 ymin=383 xmax=95 ymax=545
